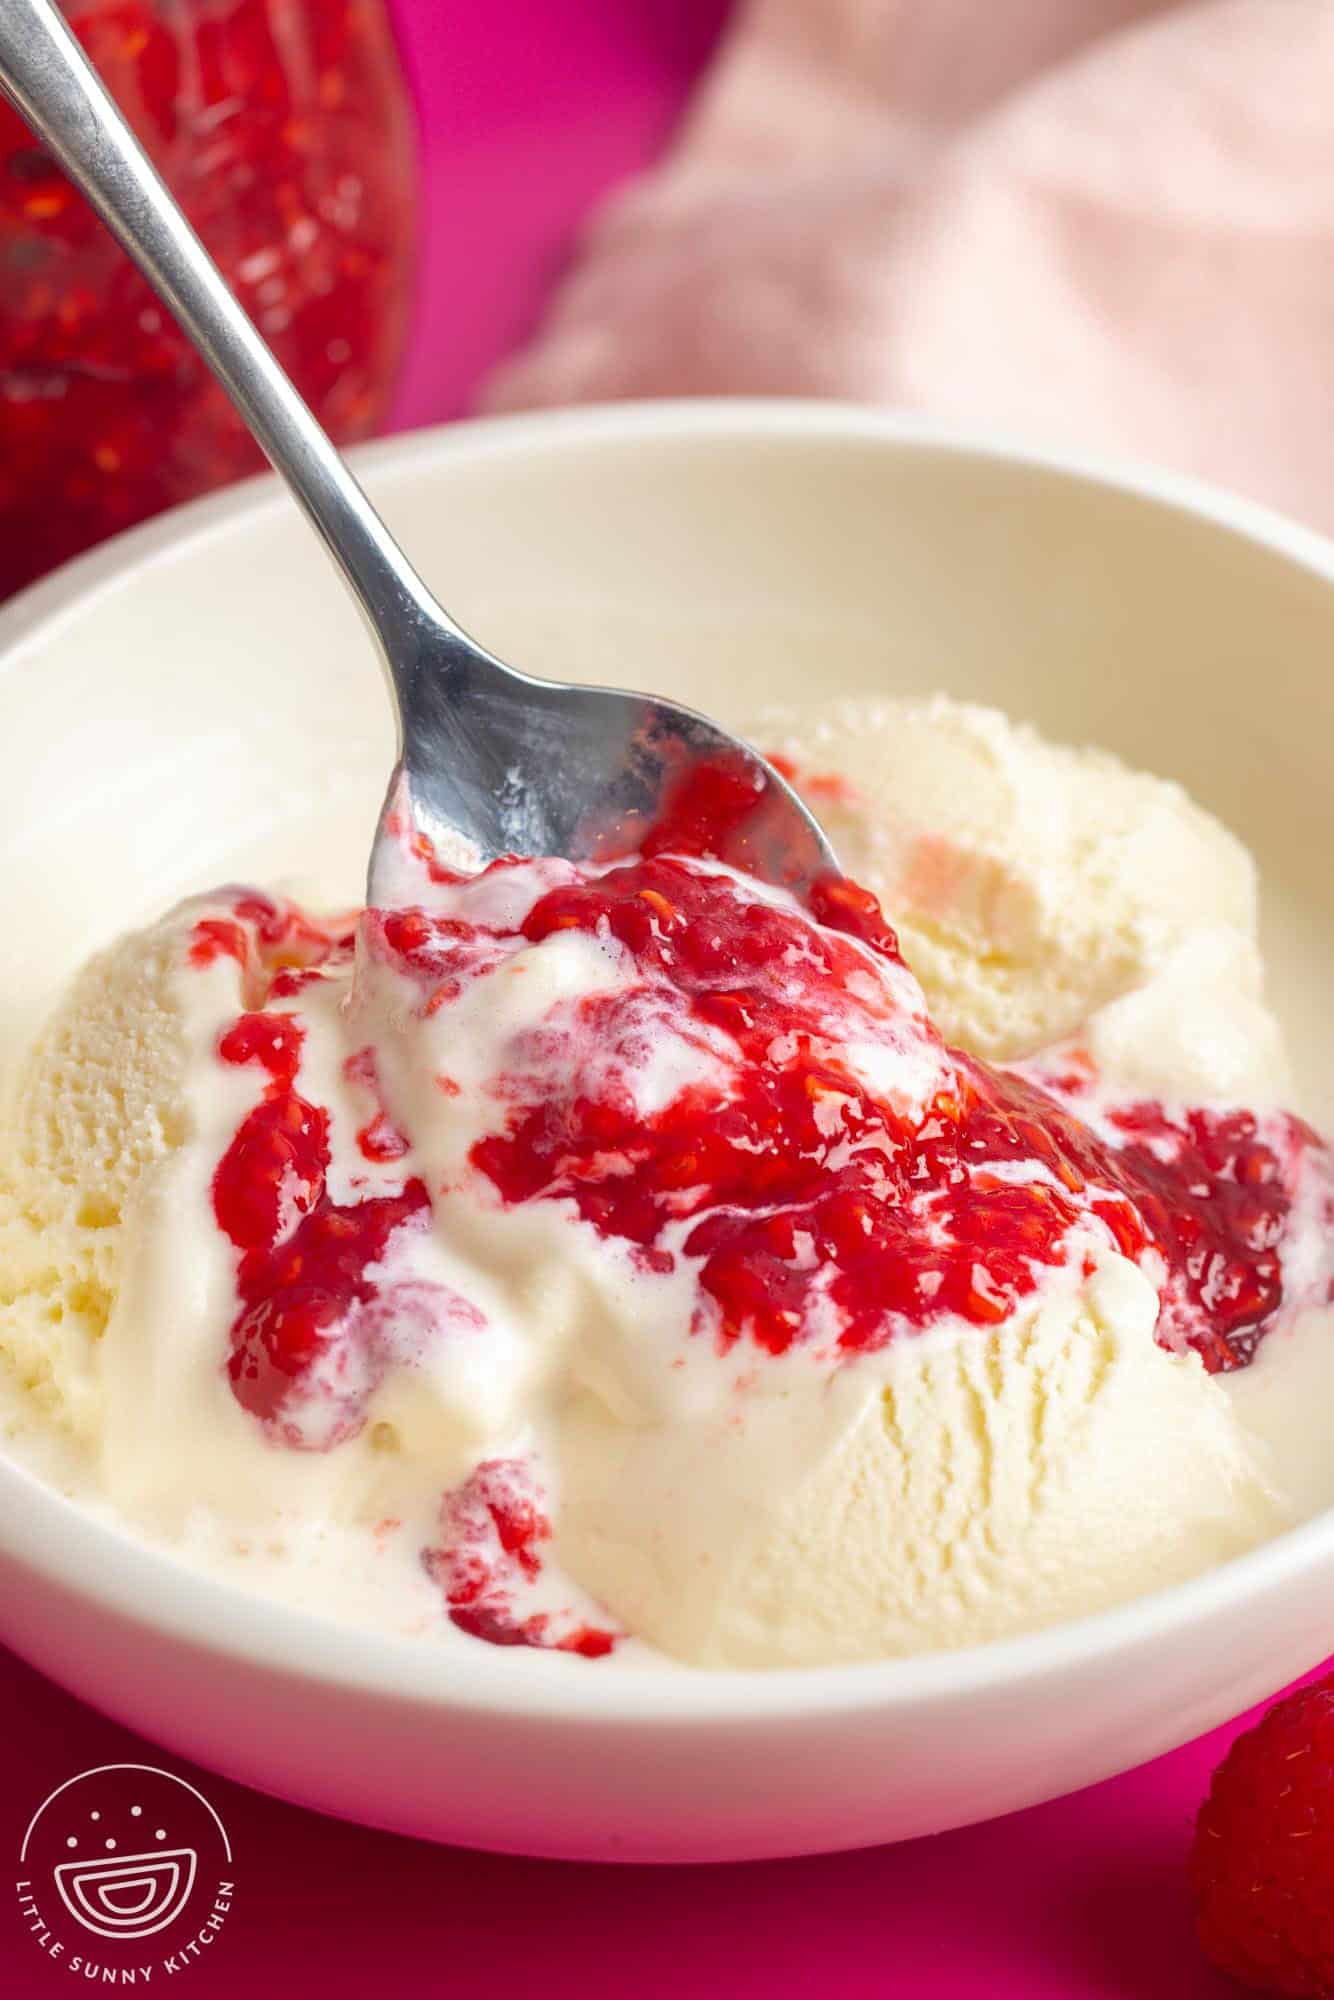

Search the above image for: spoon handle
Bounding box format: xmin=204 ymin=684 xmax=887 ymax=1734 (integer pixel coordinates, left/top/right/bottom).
xmin=0 ymin=0 xmax=480 ymax=706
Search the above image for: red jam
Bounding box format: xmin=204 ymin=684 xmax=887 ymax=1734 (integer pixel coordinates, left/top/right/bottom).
xmin=0 ymin=0 xmax=415 ymax=599
xmin=212 ymin=1004 xmax=430 ymax=1444
xmin=189 ymin=889 xmax=354 ymax=1007
xmin=344 ymin=1045 xmax=409 ymax=1163
xmin=639 ymin=753 xmax=771 ymax=865
xmin=192 ymin=894 xmax=429 ymax=1444
xmin=468 ymin=857 xmax=1329 ymax=1372
xmin=1036 ymin=1076 xmax=1328 ymax=1372
xmin=596 ymin=745 xmax=837 ymax=889
xmin=189 ymin=832 xmax=1333 ymax=1651
xmin=422 ymin=1459 xmax=618 ymax=1659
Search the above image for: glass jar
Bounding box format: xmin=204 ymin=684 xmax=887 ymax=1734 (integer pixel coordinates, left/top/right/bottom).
xmin=0 ymin=0 xmax=416 ymax=599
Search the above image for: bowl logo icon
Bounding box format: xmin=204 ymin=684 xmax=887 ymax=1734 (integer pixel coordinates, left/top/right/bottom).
xmin=16 ymin=1764 xmax=233 ymax=1975
xmin=53 ymin=1843 xmax=198 ymax=1941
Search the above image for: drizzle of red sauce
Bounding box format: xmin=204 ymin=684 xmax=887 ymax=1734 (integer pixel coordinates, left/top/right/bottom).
xmin=639 ymin=753 xmax=770 ymax=863
xmin=422 ymin=1459 xmax=618 ymax=1659
xmin=212 ymin=1015 xmax=326 ymax=1251
xmin=226 ymin=1179 xmax=430 ymax=1442
xmin=344 ymin=1045 xmax=409 ymax=1163
xmin=369 ymin=905 xmax=507 ymax=1003
xmin=1072 ymin=1090 xmax=1323 ymax=1371
xmin=620 ymin=747 xmax=844 ymax=891
xmin=211 ymin=1006 xmax=428 ymax=1443
xmin=188 ymin=917 xmax=249 ymax=970
xmin=188 ymin=891 xmax=352 ymax=997
xmin=809 ymin=872 xmax=903 ymax=960
xmin=217 ymin=1009 xmax=303 ymax=1086
xmin=468 ymin=856 xmax=1327 ymax=1372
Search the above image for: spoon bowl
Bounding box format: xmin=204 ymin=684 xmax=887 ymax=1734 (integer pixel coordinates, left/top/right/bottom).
xmin=376 ymin=634 xmax=836 ymax=899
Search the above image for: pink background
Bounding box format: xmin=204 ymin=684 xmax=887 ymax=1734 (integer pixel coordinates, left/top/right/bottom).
xmin=0 ymin=4 xmax=1316 ymax=1992
xmin=386 ymin=0 xmax=731 ymax=427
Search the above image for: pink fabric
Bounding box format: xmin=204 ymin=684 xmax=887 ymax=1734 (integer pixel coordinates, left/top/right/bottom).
xmin=483 ymin=0 xmax=1334 ymax=530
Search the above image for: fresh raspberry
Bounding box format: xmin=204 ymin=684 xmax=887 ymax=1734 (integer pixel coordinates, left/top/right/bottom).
xmin=1191 ymin=1672 xmax=1334 ymax=1994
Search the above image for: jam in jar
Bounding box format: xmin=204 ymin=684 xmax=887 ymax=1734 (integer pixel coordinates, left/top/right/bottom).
xmin=0 ymin=0 xmax=415 ymax=599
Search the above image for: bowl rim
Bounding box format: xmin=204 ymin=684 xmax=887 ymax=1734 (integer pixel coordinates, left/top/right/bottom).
xmin=3 ymin=394 xmax=1334 ymax=1727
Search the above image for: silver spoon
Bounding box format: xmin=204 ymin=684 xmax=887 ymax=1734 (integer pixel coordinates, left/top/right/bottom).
xmin=0 ymin=0 xmax=836 ymax=904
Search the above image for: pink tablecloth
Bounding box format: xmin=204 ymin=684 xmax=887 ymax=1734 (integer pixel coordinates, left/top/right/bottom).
xmin=0 ymin=4 xmax=1304 ymax=1991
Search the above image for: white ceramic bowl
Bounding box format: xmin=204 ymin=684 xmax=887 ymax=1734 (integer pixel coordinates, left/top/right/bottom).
xmin=3 ymin=402 xmax=1334 ymax=1864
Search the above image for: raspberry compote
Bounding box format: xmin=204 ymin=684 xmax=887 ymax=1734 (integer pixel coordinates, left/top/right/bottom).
xmin=186 ymin=824 xmax=1333 ymax=1652
xmin=0 ymin=0 xmax=414 ymax=597
xmin=461 ymin=856 xmax=1331 ymax=1372
xmin=423 ymin=1458 xmax=618 ymax=1659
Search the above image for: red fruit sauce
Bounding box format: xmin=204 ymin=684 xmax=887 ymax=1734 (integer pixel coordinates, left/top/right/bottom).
xmin=468 ymin=856 xmax=1327 ymax=1372
xmin=212 ymin=1004 xmax=429 ymax=1445
xmin=592 ymin=745 xmax=847 ymax=888
xmin=193 ymin=896 xmax=426 ymax=1445
xmin=190 ymin=796 xmax=1332 ymax=1650
xmin=639 ymin=753 xmax=770 ymax=865
xmin=422 ymin=1459 xmax=618 ymax=1659
xmin=344 ymin=1046 xmax=409 ymax=1163
xmin=0 ymin=0 xmax=414 ymax=599
xmin=1049 ymin=1080 xmax=1324 ymax=1373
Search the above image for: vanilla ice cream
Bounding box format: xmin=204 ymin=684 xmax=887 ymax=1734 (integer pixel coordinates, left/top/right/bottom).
xmin=557 ymin=1256 xmax=1276 ymax=1666
xmin=1 ymin=700 xmax=1331 ymax=1668
xmin=0 ymin=915 xmax=187 ymax=1440
xmin=749 ymin=693 xmax=1286 ymax=1093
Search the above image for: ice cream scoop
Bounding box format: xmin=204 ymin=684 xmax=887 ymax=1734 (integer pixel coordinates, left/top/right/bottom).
xmin=5 ymin=822 xmax=1330 ymax=1668
xmin=0 ymin=0 xmax=835 ymax=903
xmin=746 ymin=694 xmax=1287 ymax=1085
